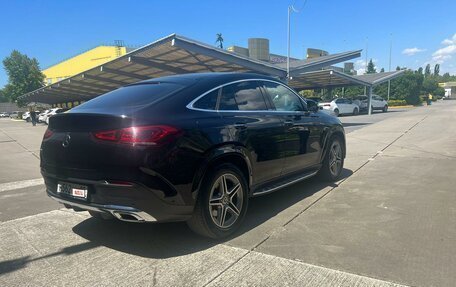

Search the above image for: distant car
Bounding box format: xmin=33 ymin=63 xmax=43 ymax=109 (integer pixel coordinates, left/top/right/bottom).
xmin=305 ymin=99 xmax=336 ymax=116
xmin=9 ymin=111 xmax=20 ymax=118
xmin=45 ymin=108 xmax=69 ymax=125
xmin=38 ymin=110 xmax=50 ymax=123
xmin=354 ymin=95 xmax=388 ymax=113
xmin=318 ymin=98 xmax=359 ymax=116
xmin=23 ymin=111 xmax=41 ymax=122
xmin=0 ymin=112 xmax=9 ymax=118
xmin=22 ymin=111 xmax=30 ymax=121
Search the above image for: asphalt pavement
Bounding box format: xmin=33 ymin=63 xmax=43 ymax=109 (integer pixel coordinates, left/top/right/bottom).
xmin=0 ymin=102 xmax=455 ymax=286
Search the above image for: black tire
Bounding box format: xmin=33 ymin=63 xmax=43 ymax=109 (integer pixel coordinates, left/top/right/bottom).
xmin=88 ymin=210 xmax=114 ymax=220
xmin=382 ymin=105 xmax=388 ymax=113
xmin=318 ymin=136 xmax=344 ymax=181
xmin=334 ymin=108 xmax=340 ymax=117
xmin=352 ymin=108 xmax=359 ymax=116
xmin=187 ymin=163 xmax=249 ymax=239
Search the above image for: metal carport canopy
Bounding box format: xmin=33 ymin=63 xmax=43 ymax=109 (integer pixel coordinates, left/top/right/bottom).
xmin=19 ymin=34 xmax=362 ymax=105
xmin=288 ymin=69 xmax=405 ymax=90
xmin=21 ymin=34 xmax=287 ymax=105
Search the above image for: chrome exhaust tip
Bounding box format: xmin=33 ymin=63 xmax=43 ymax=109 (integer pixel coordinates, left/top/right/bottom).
xmin=111 ymin=211 xmax=146 ymax=222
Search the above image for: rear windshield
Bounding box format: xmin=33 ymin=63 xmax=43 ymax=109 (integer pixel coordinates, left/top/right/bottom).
xmin=74 ymin=83 xmax=183 ymax=110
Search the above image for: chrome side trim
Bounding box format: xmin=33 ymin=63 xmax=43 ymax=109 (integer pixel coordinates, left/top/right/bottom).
xmin=252 ymin=171 xmax=318 ymax=197
xmin=49 ymin=195 xmax=157 ymax=222
xmin=186 ymin=78 xmax=303 ymax=112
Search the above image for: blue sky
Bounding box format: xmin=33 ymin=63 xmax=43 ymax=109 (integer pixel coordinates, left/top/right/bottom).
xmin=1 ymin=0 xmax=455 ymax=88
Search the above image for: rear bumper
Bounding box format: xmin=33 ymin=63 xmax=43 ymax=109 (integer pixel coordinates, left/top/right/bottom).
xmin=48 ymin=194 xmax=157 ymax=222
xmin=43 ymin=170 xmax=195 ymax=223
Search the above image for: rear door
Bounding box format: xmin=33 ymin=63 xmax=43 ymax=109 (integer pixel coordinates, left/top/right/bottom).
xmin=262 ymin=81 xmax=324 ymax=175
xmin=217 ymin=80 xmax=287 ymax=185
xmin=335 ymin=99 xmax=348 ymax=113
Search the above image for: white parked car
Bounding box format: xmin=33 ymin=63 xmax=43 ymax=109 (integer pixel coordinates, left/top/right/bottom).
xmin=354 ymin=95 xmax=388 ymax=113
xmin=305 ymin=99 xmax=336 ymax=116
xmin=318 ymin=98 xmax=359 ymax=116
xmin=22 ymin=111 xmax=30 ymax=121
xmin=38 ymin=110 xmax=51 ymax=123
xmin=0 ymin=112 xmax=9 ymax=118
xmin=45 ymin=108 xmax=68 ymax=124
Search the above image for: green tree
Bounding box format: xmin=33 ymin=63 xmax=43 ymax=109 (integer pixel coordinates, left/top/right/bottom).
xmin=434 ymin=64 xmax=440 ymax=76
xmin=366 ymin=59 xmax=376 ymax=74
xmin=417 ymin=67 xmax=423 ymax=75
xmin=424 ymin=64 xmax=431 ymax=76
xmin=215 ymin=33 xmax=224 ymax=49
xmin=396 ymin=66 xmax=401 ymax=71
xmin=0 ymin=89 xmax=8 ymax=102
xmin=2 ymin=50 xmax=44 ymax=106
xmin=380 ymin=67 xmax=385 ymax=73
xmin=391 ymin=71 xmax=423 ymax=105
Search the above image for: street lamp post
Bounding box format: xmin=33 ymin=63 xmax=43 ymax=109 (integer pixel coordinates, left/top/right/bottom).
xmin=387 ymin=33 xmax=392 ymax=101
xmin=287 ymin=5 xmax=298 ymax=80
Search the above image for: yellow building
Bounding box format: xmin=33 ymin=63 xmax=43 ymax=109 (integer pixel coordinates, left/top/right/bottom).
xmin=43 ymin=45 xmax=129 ymax=85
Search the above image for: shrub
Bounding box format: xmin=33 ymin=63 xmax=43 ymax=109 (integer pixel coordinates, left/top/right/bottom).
xmin=387 ymin=100 xmax=407 ymax=106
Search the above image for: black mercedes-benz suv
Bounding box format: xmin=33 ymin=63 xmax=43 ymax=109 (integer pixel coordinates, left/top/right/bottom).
xmin=41 ymin=73 xmax=345 ymax=238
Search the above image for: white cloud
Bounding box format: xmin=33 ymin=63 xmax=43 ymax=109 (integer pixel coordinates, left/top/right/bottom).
xmin=431 ymin=34 xmax=456 ymax=64
xmin=402 ymin=47 xmax=426 ymax=56
xmin=441 ymin=33 xmax=456 ymax=45
xmin=424 ymin=33 xmax=456 ymax=75
xmin=354 ymin=58 xmax=378 ymax=75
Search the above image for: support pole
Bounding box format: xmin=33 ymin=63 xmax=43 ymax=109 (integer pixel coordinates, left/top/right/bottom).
xmin=367 ymin=86 xmax=373 ymax=115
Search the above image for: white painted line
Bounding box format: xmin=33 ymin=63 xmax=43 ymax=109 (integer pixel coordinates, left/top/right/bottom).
xmin=0 ymin=178 xmax=44 ymax=193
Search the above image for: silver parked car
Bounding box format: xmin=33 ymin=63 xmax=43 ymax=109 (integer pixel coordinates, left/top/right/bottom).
xmin=354 ymin=95 xmax=388 ymax=113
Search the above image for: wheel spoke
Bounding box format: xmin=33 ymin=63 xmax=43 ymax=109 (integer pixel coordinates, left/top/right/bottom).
xmin=221 ymin=175 xmax=228 ymax=195
xmin=228 ymin=183 xmax=240 ymax=200
xmin=219 ymin=205 xmax=227 ymax=226
xmin=209 ymin=198 xmax=222 ymax=206
xmin=228 ymin=203 xmax=240 ymax=216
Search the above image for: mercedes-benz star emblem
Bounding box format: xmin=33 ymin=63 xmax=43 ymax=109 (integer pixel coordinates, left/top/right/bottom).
xmin=62 ymin=134 xmax=71 ymax=148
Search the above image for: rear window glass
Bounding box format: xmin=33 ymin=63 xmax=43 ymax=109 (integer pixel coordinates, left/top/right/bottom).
xmin=193 ymin=89 xmax=219 ymax=110
xmin=74 ymin=83 xmax=183 ymax=110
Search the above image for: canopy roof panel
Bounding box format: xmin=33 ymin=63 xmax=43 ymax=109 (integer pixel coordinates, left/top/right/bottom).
xmin=289 ymin=69 xmax=405 ymax=90
xmin=20 ymin=34 xmax=362 ymax=104
xmin=276 ymin=50 xmax=362 ymax=76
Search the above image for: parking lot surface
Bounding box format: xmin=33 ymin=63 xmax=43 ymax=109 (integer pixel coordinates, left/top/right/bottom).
xmin=1 ymin=102 xmax=455 ymax=286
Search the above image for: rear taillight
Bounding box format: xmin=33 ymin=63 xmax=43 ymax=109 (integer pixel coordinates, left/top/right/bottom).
xmin=43 ymin=128 xmax=53 ymax=140
xmin=323 ymin=104 xmax=331 ymax=107
xmin=93 ymin=125 xmax=178 ymax=145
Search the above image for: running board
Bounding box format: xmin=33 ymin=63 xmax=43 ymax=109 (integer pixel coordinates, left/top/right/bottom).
xmin=252 ymin=170 xmax=318 ymax=197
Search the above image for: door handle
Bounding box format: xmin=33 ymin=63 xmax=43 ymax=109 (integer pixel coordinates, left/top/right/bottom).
xmin=233 ymin=123 xmax=247 ymax=129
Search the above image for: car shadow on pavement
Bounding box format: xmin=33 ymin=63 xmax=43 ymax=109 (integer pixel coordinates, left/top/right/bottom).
xmin=71 ymin=168 xmax=353 ymax=259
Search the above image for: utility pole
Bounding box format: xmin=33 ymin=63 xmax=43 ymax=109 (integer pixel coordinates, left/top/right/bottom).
xmin=287 ymin=5 xmax=298 ymax=80
xmin=364 ymin=37 xmax=368 ymax=95
xmin=387 ymin=33 xmax=392 ymax=101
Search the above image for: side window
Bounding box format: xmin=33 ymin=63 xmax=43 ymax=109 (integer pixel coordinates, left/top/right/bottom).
xmin=335 ymin=99 xmax=343 ymax=104
xmin=262 ymin=82 xmax=304 ymax=112
xmin=219 ymin=81 xmax=267 ymax=111
xmin=193 ymin=89 xmax=219 ymax=110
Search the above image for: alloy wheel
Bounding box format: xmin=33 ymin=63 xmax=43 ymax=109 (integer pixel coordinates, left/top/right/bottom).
xmin=329 ymin=141 xmax=342 ymax=176
xmin=208 ymin=173 xmax=243 ymax=229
